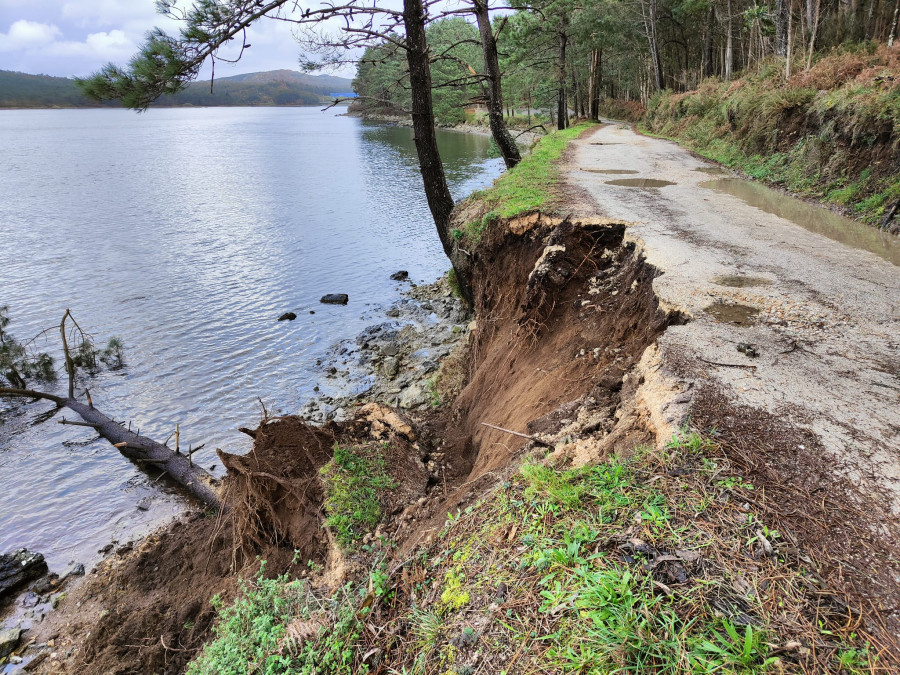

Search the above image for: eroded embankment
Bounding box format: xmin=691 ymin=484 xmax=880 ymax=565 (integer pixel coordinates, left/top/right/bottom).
xmin=27 ymin=209 xmax=685 ymax=674
xmin=445 ymin=212 xmax=681 ymax=478
xmin=27 ymin=196 xmax=894 ymax=673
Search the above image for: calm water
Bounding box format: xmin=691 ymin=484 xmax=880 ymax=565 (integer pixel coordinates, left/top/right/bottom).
xmin=0 ymin=107 xmax=503 ymax=571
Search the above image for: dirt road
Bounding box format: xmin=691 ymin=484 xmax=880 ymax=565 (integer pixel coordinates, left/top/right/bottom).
xmin=565 ymin=123 xmax=900 ymax=633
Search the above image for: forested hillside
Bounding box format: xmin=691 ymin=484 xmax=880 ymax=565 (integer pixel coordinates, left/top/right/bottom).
xmin=0 ymin=69 xmax=352 ymax=109
xmin=353 ymin=0 xmax=900 ymax=124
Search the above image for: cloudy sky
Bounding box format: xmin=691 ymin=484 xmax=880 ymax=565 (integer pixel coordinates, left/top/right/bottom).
xmin=0 ymin=0 xmax=341 ymax=79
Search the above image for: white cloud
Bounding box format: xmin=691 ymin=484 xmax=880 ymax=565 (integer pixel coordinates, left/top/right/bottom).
xmin=0 ymin=20 xmax=62 ymax=52
xmin=60 ymin=0 xmax=158 ymax=28
xmin=45 ymin=29 xmax=136 ymax=59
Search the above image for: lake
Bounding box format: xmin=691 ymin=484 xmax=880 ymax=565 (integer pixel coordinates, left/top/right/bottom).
xmin=0 ymin=106 xmax=503 ymax=571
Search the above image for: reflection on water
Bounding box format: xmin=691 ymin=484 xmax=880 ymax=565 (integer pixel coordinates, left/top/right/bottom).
xmin=0 ymin=107 xmax=503 ymax=570
xmin=699 ymin=178 xmax=900 ymax=266
xmin=607 ymin=178 xmax=676 ymax=188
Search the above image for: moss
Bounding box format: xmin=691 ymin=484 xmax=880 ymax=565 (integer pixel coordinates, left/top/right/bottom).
xmin=439 ymin=568 xmax=470 ymax=611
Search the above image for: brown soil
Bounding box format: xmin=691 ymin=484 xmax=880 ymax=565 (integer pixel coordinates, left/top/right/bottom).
xmin=450 ymin=215 xmax=681 ymax=480
xmin=27 ymin=190 xmax=898 ymax=671
xmin=688 ymin=381 xmax=900 ymax=652
xmin=30 ymin=405 xmax=430 ymax=674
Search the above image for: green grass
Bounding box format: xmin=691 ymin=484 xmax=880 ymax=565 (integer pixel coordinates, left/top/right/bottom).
xmin=187 ymin=431 xmax=880 ymax=674
xmin=456 ymin=122 xmax=596 ymax=242
xmin=319 ymin=443 xmax=396 ymax=550
xmin=187 ymin=564 xmax=370 ymax=675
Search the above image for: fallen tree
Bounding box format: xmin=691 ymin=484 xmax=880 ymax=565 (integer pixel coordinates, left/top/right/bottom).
xmin=0 ymin=307 xmax=220 ymax=508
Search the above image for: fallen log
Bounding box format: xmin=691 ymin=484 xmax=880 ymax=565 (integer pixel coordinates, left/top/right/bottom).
xmin=0 ymin=388 xmax=220 ymax=508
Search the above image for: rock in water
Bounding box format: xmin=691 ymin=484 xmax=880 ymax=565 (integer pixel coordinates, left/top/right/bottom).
xmin=320 ymin=294 xmax=349 ymax=305
xmin=278 ymin=312 xmax=297 ymax=321
xmin=0 ymin=628 xmax=21 ymax=659
xmin=390 ymin=270 xmax=409 ymax=281
xmin=0 ymin=550 xmax=47 ymax=600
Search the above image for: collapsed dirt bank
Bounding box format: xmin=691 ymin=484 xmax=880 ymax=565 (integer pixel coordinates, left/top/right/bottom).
xmin=14 ymin=124 xmax=900 ymax=673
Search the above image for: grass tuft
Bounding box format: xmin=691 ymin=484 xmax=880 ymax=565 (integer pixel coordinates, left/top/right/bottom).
xmin=320 ymin=443 xmax=396 ymax=550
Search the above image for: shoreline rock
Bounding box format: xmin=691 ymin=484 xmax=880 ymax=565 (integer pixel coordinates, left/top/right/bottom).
xmin=0 ymin=550 xmax=47 ymax=600
xmin=299 ymin=276 xmax=470 ymax=422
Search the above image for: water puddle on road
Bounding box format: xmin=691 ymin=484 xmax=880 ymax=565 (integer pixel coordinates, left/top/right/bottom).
xmin=704 ymin=302 xmax=759 ymax=326
xmin=607 ymin=178 xmax=676 ymax=188
xmin=699 ymin=178 xmax=900 ymax=266
xmin=712 ymin=275 xmax=773 ymax=288
xmin=581 ymin=168 xmax=640 ymax=175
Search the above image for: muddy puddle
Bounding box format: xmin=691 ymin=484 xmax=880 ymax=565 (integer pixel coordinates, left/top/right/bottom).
xmin=704 ymin=302 xmax=759 ymax=325
xmin=712 ymin=274 xmax=772 ymax=288
xmin=581 ymin=168 xmax=639 ymax=175
xmin=607 ymin=178 xmax=676 ymax=188
xmin=699 ymin=178 xmax=900 ymax=266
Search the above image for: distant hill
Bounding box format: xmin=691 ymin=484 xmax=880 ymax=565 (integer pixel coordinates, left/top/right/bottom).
xmin=0 ymin=69 xmax=354 ymax=109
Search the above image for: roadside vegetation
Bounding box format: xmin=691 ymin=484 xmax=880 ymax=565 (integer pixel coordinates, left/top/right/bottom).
xmin=187 ymin=431 xmax=878 ymax=674
xmin=642 ymin=44 xmax=900 ymax=228
xmin=454 ymin=123 xmax=595 ymax=243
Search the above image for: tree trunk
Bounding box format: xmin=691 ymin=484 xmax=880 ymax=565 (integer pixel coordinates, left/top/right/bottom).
xmin=725 ymin=0 xmax=734 ymax=80
xmin=890 ymin=0 xmax=900 ymax=45
xmin=402 ymin=0 xmax=473 ymax=304
xmin=588 ymin=49 xmax=602 ymax=120
xmin=806 ymin=0 xmax=821 ymax=70
xmin=786 ymin=0 xmax=794 ymax=78
xmin=702 ymin=4 xmax=716 ymax=78
xmin=776 ymin=0 xmax=791 ymax=55
xmin=0 ymin=388 xmax=220 ymax=507
xmin=570 ymin=60 xmax=580 ymax=121
xmin=644 ymin=0 xmax=665 ymax=90
xmin=557 ymin=19 xmax=569 ymax=130
xmin=473 ymin=0 xmax=520 ymax=169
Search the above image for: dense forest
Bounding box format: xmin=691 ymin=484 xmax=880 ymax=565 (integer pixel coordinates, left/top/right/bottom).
xmin=0 ymin=69 xmax=352 ymax=109
xmin=351 ymin=0 xmax=900 ymax=124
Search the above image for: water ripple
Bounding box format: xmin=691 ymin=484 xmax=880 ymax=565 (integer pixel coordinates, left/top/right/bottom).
xmin=0 ymin=107 xmax=503 ymax=570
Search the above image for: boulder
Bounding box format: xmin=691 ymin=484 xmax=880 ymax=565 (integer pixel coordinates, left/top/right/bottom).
xmin=399 ymin=384 xmax=427 ymax=409
xmin=320 ymin=294 xmax=349 ymax=305
xmin=278 ymin=312 xmax=297 ymax=321
xmin=0 ymin=628 xmax=20 ymax=659
xmin=390 ymin=270 xmax=409 ymax=281
xmin=382 ymin=357 xmax=400 ymax=378
xmin=0 ymin=550 xmax=47 ymax=600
